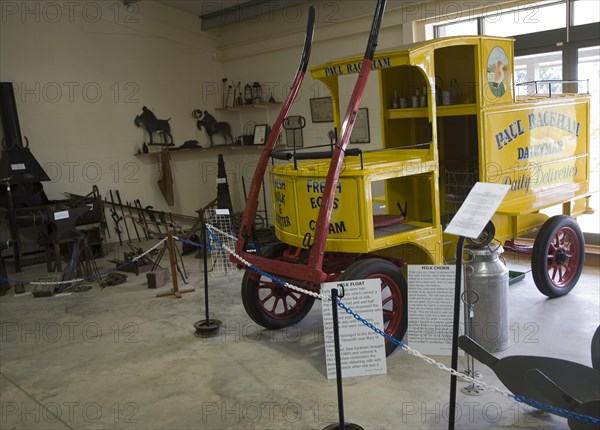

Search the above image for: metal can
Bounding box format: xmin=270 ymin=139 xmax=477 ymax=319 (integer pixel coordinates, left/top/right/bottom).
xmin=465 ymin=245 xmax=510 ymax=352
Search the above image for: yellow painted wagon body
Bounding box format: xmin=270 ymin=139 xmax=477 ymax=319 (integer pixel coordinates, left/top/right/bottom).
xmin=270 ymin=36 xmax=592 ymax=265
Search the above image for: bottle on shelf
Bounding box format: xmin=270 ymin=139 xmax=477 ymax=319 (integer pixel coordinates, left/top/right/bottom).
xmin=448 ymin=78 xmax=460 ymax=105
xmin=392 ymin=90 xmax=399 ymax=109
xmin=435 ymin=75 xmax=443 ymax=106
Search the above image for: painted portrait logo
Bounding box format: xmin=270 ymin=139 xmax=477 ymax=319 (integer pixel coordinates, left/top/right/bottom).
xmin=487 ymin=46 xmax=510 ymax=98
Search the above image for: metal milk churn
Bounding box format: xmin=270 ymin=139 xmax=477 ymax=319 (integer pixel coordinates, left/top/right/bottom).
xmin=464 ymin=244 xmax=509 ymax=352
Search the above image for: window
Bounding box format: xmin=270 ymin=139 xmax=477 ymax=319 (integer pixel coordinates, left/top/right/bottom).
xmin=573 ymin=0 xmax=600 ymax=26
xmin=435 ymin=20 xmax=478 ymax=38
xmin=427 ymin=1 xmax=568 ymax=40
xmin=515 ymin=51 xmax=563 ymax=95
xmin=429 ymin=0 xmax=599 ymax=38
xmin=576 ymin=45 xmax=600 ymax=233
xmin=484 ymin=2 xmax=566 ymax=37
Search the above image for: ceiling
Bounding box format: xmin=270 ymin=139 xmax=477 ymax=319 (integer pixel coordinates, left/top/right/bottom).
xmin=154 ymin=0 xmax=306 ymax=29
xmin=155 ymin=0 xmax=254 ymax=17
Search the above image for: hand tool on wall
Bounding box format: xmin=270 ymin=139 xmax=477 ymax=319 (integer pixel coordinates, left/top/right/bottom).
xmin=91 ymin=185 xmax=110 ymax=240
xmin=126 ymin=201 xmax=142 ymax=243
xmin=134 ymin=199 xmax=152 ymax=239
xmin=159 ymin=211 xmax=167 ymax=229
xmin=221 ymin=78 xmax=227 ymax=109
xmin=108 ymin=190 xmax=123 ymax=246
xmin=226 ymin=85 xmax=233 ymax=108
xmin=115 ymin=191 xmax=132 ymax=243
xmin=157 ymin=148 xmax=174 ymax=206
xmin=145 ymin=206 xmax=162 ymax=234
xmin=133 ymin=199 xmax=149 ymax=240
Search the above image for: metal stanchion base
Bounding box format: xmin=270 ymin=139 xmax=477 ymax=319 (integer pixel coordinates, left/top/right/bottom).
xmin=461 ymin=384 xmax=486 ymax=396
xmin=322 ymin=423 xmax=364 ymax=430
xmin=193 ymin=319 xmax=222 ymax=337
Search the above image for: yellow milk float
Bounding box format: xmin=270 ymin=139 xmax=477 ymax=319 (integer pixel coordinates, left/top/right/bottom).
xmin=234 ymin=30 xmax=593 ymax=355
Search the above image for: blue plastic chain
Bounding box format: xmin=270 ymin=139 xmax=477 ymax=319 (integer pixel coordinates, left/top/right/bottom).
xmin=204 ymin=228 xmax=600 ymax=427
xmin=336 ymin=299 xmax=600 ymax=427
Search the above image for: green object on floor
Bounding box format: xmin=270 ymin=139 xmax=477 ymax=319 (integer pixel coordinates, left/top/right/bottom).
xmin=509 ymin=270 xmax=526 ymax=285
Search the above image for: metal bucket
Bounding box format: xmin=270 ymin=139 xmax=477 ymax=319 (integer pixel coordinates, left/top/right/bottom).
xmin=465 ymin=245 xmax=510 ymax=352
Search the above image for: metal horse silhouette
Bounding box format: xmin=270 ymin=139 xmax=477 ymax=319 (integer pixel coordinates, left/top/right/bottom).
xmin=134 ymin=106 xmax=173 ymax=146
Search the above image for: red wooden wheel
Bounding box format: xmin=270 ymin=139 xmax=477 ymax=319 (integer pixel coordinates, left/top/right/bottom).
xmin=339 ymin=258 xmax=407 ymax=356
xmin=241 ymin=243 xmax=315 ymax=328
xmin=532 ymin=215 xmax=585 ymax=298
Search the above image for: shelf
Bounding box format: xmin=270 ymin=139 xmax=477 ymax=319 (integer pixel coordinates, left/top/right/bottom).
xmin=386 ymin=107 xmax=428 ymax=119
xmin=437 ymin=103 xmax=477 ymax=117
xmin=216 ymin=102 xmax=281 ymax=112
xmin=134 ymin=144 xmax=268 ymax=157
xmin=385 ymin=103 xmax=477 ymax=120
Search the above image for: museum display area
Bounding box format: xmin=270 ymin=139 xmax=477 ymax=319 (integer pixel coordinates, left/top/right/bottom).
xmin=1 ymin=1 xmax=598 ymax=429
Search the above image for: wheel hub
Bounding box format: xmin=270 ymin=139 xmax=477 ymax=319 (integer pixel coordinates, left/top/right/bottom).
xmin=554 ymin=248 xmax=569 ymax=265
xmin=273 ymin=286 xmax=288 ymax=298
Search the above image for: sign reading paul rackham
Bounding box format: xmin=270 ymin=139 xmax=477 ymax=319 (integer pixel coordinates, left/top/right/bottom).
xmin=494 ymin=110 xmax=581 ymax=151
xmin=484 ymin=101 xmax=588 ymax=197
xmin=324 ymin=56 xmax=392 ymax=77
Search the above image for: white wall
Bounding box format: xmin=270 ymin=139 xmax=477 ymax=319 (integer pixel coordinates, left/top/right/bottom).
xmin=218 ymin=1 xmax=410 ymax=153
xmin=1 ymin=0 xmax=513 ymax=241
xmin=0 ymin=0 xmax=225 ymax=220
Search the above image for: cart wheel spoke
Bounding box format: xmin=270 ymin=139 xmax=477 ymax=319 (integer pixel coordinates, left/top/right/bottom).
xmin=382 ymin=295 xmax=393 ymax=306
xmin=260 ymin=292 xmax=274 ymax=303
xmin=270 ymin=297 xmax=280 ymax=313
xmin=383 ymin=309 xmax=394 ymax=323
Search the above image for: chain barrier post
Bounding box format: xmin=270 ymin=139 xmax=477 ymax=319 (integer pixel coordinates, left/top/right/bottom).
xmin=194 ymin=222 xmax=222 ymax=336
xmin=323 ymin=287 xmax=364 ymax=430
xmin=448 ymin=235 xmax=465 ymax=430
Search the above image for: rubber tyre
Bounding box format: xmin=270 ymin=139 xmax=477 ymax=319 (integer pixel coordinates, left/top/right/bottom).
xmin=338 ymin=258 xmax=407 ymax=356
xmin=241 ymin=243 xmax=315 ymax=329
xmin=591 ymin=325 xmax=600 ymax=371
xmin=532 ymin=215 xmax=585 ymax=298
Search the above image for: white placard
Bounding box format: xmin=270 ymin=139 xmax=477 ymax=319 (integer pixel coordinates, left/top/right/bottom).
xmin=53 ymin=211 xmax=69 ymax=221
xmin=321 ymin=279 xmax=387 ymax=379
xmin=216 ymin=178 xmax=227 ymax=184
xmin=407 ymin=265 xmax=463 ymax=355
xmin=445 ymin=182 xmax=510 ymax=239
xmin=214 ymin=208 xmax=230 ymax=215
xmin=11 ymin=163 xmax=25 ymax=171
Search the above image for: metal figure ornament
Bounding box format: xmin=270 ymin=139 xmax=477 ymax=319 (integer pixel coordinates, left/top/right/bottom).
xmin=134 ymin=106 xmax=174 ymax=146
xmin=195 ymin=110 xmax=234 ymax=147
